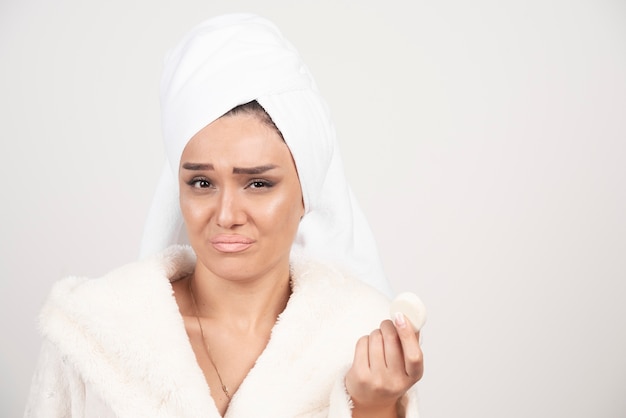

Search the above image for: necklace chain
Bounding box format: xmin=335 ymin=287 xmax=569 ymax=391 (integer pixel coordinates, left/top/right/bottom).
xmin=187 ymin=277 xmax=232 ymax=400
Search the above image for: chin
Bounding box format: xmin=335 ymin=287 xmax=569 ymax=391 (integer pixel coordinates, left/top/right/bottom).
xmin=199 ymin=253 xmax=282 ymax=283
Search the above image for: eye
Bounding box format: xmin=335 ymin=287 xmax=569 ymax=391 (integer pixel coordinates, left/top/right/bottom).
xmin=188 ymin=177 xmax=213 ymax=188
xmin=247 ymin=179 xmax=274 ymax=189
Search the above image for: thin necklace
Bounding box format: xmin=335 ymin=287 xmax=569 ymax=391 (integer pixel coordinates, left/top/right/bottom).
xmin=187 ymin=276 xmax=232 ymax=400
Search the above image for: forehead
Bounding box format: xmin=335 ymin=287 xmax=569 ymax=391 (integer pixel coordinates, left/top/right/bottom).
xmin=181 ymin=113 xmax=292 ymax=166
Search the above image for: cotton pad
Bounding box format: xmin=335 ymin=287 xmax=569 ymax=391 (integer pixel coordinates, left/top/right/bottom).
xmin=390 ymin=292 xmax=427 ymax=332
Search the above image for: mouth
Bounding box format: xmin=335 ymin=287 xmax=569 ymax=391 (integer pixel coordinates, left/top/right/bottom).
xmin=210 ymin=235 xmax=255 ymax=253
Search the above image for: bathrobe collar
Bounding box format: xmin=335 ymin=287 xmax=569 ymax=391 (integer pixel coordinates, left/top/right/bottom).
xmin=38 ymin=245 xmax=363 ymax=417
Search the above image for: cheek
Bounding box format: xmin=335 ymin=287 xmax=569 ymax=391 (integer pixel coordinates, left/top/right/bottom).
xmin=179 ymin=194 xmax=207 ymax=229
xmin=263 ymin=187 xmax=304 ymax=230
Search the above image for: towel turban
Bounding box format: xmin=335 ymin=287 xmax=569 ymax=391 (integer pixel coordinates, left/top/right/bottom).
xmin=140 ymin=13 xmax=393 ymax=297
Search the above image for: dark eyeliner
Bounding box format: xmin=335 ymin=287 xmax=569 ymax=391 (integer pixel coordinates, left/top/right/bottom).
xmin=187 ymin=176 xmax=211 ymax=188
xmin=247 ymin=179 xmax=275 ymax=189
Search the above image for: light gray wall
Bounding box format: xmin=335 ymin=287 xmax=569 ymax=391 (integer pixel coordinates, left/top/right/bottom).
xmin=1 ymin=0 xmax=625 ymax=417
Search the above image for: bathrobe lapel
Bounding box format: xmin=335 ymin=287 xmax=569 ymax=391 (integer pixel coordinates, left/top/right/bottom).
xmin=38 ymin=245 xmax=385 ymax=417
xmin=39 ymin=246 xmax=220 ymax=417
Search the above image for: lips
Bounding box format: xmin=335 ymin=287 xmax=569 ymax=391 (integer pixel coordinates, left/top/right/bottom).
xmin=210 ymin=234 xmax=255 ymax=253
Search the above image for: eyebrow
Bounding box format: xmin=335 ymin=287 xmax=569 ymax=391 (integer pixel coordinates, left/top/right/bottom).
xmin=182 ymin=163 xmax=214 ymax=170
xmin=232 ymin=164 xmax=278 ymax=174
xmin=181 ymin=162 xmax=277 ymax=175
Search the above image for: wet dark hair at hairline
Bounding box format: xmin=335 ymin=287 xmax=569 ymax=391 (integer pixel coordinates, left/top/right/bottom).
xmin=223 ymin=100 xmax=285 ymax=141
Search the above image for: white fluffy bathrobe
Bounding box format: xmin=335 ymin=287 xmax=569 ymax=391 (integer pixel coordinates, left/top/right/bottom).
xmin=24 ymin=246 xmax=419 ymax=417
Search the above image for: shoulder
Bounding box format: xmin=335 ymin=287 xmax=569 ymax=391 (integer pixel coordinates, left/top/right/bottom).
xmin=43 ymin=245 xmax=195 ymax=302
xmin=289 ymin=254 xmax=391 ymax=328
xmin=31 ymin=245 xmax=214 ymax=417
xmin=291 ymin=254 xmax=389 ymax=298
xmin=38 ymin=245 xmax=196 ymax=340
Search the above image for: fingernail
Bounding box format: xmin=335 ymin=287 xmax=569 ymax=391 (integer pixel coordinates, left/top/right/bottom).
xmin=394 ymin=312 xmax=407 ymax=329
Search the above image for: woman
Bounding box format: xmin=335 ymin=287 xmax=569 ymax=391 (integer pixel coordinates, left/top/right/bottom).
xmin=25 ymin=13 xmax=423 ymax=417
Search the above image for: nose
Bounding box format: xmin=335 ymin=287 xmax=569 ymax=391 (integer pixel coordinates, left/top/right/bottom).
xmin=215 ymin=187 xmax=246 ymax=229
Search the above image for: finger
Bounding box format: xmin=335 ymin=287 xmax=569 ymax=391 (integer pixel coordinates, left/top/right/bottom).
xmin=346 ymin=335 xmax=371 ymax=398
xmin=352 ymin=335 xmax=371 ymax=370
xmin=393 ymin=313 xmax=424 ymax=379
xmin=367 ymin=328 xmax=386 ymax=372
xmin=379 ymin=320 xmax=404 ymax=370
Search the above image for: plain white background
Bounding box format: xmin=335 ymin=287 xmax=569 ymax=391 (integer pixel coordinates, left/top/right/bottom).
xmin=1 ymin=0 xmax=625 ymax=417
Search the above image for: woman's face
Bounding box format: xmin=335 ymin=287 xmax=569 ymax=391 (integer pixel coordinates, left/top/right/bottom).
xmin=179 ymin=113 xmax=304 ymax=282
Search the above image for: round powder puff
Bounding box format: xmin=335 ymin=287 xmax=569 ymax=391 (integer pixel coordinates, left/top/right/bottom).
xmin=390 ymin=292 xmax=427 ymax=332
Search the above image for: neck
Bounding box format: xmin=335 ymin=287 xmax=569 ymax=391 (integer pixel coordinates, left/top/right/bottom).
xmin=188 ymin=264 xmax=292 ymax=333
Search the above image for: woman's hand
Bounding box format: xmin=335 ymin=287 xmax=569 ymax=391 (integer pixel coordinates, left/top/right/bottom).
xmin=345 ymin=314 xmax=424 ymax=417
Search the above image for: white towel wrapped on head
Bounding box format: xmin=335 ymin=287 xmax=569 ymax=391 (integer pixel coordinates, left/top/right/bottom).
xmin=140 ymin=13 xmax=393 ymax=297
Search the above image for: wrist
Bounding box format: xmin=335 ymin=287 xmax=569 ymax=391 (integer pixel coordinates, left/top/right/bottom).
xmin=351 ymin=399 xmax=398 ymax=418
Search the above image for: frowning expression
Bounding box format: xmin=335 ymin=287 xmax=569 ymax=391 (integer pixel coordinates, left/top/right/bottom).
xmin=179 ymin=113 xmax=304 ymax=282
